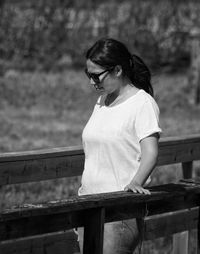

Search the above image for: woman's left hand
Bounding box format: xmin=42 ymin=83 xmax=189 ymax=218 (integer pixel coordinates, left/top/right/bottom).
xmin=124 ymin=181 xmax=151 ymax=195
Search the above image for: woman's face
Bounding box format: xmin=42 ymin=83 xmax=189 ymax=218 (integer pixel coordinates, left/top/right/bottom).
xmin=86 ymin=59 xmax=121 ymax=94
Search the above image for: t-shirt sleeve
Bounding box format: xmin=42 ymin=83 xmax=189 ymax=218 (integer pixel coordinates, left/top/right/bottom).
xmin=135 ymin=99 xmax=162 ymax=142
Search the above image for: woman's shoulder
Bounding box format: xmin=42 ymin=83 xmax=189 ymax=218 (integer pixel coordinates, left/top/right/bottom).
xmin=131 ymin=89 xmax=154 ymax=104
xmin=133 ymin=90 xmax=160 ymax=111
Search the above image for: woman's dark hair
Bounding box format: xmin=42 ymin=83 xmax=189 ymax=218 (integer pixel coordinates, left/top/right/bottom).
xmin=86 ymin=38 xmax=153 ymax=97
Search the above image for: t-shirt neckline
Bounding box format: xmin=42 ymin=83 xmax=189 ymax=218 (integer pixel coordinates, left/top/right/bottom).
xmin=101 ymin=89 xmax=143 ymax=109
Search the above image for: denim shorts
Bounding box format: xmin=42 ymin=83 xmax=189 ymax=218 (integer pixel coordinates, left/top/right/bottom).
xmin=77 ymin=218 xmax=142 ymax=254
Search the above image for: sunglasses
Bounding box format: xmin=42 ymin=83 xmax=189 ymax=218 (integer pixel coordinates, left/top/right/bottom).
xmin=84 ymin=67 xmax=114 ymax=84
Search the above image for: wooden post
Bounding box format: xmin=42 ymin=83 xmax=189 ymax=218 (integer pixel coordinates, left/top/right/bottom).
xmin=189 ymin=29 xmax=200 ymax=105
xmin=173 ymin=231 xmax=189 ymax=254
xmin=83 ymin=207 xmax=105 ymax=254
xmin=172 ymin=161 xmax=193 ymax=254
xmin=0 ymin=0 xmax=5 ymax=9
xmin=182 ymin=161 xmax=193 ymax=179
xmin=197 ymin=207 xmax=200 ymax=254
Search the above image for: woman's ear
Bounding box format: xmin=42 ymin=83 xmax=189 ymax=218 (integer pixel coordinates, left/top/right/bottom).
xmin=115 ymin=65 xmax=122 ymax=77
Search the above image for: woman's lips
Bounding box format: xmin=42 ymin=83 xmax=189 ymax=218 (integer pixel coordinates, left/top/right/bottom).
xmin=94 ymin=84 xmax=104 ymax=91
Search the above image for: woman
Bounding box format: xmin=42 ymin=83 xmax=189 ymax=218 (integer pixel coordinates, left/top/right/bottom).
xmin=78 ymin=38 xmax=162 ymax=254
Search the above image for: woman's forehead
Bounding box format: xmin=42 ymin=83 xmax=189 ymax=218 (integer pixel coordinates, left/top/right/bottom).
xmin=86 ymin=59 xmax=104 ymax=72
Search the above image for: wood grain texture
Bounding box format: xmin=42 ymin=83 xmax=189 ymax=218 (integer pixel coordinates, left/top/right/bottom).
xmin=83 ymin=208 xmax=105 ymax=254
xmin=0 ymin=135 xmax=200 ymax=186
xmin=0 ymin=135 xmax=200 ymax=253
xmin=0 ymin=183 xmax=195 ymax=220
xmin=0 ymin=183 xmax=200 ymax=241
xmin=144 ymin=207 xmax=199 ymax=240
xmin=0 ymin=230 xmax=79 ymax=254
xmin=172 ymin=231 xmax=189 ymax=254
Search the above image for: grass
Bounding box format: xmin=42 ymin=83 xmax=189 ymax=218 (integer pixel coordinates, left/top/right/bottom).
xmin=0 ymin=67 xmax=200 ymax=253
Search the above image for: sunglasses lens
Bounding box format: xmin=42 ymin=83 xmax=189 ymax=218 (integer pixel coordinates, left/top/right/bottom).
xmin=84 ymin=67 xmax=114 ymax=84
xmin=85 ymin=69 xmax=100 ymax=83
xmin=91 ymin=74 xmax=100 ymax=84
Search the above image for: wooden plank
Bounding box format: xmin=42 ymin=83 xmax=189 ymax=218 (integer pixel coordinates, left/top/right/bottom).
xmin=83 ymin=208 xmax=105 ymax=254
xmin=0 ymin=146 xmax=83 ymax=162
xmin=0 ymin=154 xmax=84 ymax=186
xmin=0 ymin=183 xmax=200 ymax=241
xmin=157 ymin=141 xmax=200 ymax=166
xmin=144 ymin=207 xmax=199 ymax=240
xmin=172 ymin=231 xmax=189 ymax=254
xmin=0 ymin=230 xmax=79 ymax=254
xmin=198 ymin=207 xmax=200 ymax=254
xmin=0 ymin=183 xmax=190 ymax=220
xmin=172 ymin=161 xmax=194 ymax=254
xmin=1 ymin=135 xmax=199 ymax=163
xmin=0 ymin=210 xmax=84 ymax=241
xmin=0 ymin=135 xmax=199 ymax=186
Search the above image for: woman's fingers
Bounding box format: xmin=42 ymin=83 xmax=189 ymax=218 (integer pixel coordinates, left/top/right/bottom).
xmin=142 ymin=188 xmax=151 ymax=195
xmin=124 ymin=185 xmax=151 ymax=195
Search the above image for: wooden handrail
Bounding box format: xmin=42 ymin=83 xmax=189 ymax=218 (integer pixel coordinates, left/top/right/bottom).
xmin=0 ymin=134 xmax=200 ymax=186
xmin=1 ymin=183 xmax=197 ymax=221
xmin=0 ymin=135 xmax=200 ymax=254
xmin=0 ymin=182 xmax=200 ymax=253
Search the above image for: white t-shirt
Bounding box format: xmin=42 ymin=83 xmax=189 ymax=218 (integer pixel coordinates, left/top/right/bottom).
xmin=78 ymin=89 xmax=162 ymax=195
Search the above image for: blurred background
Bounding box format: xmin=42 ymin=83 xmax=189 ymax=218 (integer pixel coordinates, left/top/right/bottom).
xmin=0 ymin=0 xmax=200 ymax=252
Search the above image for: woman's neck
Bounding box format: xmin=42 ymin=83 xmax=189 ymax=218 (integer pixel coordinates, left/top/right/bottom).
xmin=105 ymin=83 xmax=139 ymax=106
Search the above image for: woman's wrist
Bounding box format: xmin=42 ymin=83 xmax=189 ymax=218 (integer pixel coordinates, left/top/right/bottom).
xmin=130 ymin=179 xmax=143 ymax=186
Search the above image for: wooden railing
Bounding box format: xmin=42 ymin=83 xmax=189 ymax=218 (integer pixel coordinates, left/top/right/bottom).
xmin=0 ymin=134 xmax=200 ymax=254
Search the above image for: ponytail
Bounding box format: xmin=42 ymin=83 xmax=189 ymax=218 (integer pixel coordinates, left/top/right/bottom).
xmin=128 ymin=54 xmax=154 ymax=97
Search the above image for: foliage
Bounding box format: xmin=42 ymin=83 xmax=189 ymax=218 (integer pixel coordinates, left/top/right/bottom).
xmin=0 ymin=0 xmax=200 ymax=71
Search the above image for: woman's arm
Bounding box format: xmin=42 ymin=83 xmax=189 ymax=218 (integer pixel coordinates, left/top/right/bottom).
xmin=124 ymin=133 xmax=159 ymax=195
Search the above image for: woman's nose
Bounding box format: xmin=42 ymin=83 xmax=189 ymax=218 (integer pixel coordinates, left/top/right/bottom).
xmin=90 ymin=78 xmax=95 ymax=85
